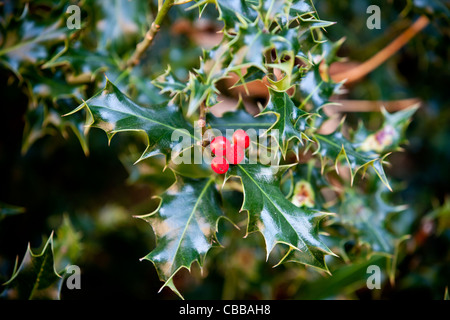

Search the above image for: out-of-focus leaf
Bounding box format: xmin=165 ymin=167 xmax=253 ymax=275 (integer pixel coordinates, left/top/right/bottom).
xmin=296 ymin=255 xmax=386 ymax=299
xmin=314 ymin=131 xmax=391 ymax=190
xmin=53 ymin=215 xmax=83 ymax=272
xmin=356 ymin=105 xmax=419 ymax=154
xmin=426 ymin=197 xmax=450 ymax=236
xmin=214 ymin=0 xmax=259 ymax=32
xmin=413 ymin=0 xmax=450 ymax=17
xmin=228 ymin=22 xmax=282 ymax=73
xmin=0 ymin=11 xmax=71 ymax=77
xmin=2 ymin=234 xmax=63 ymax=300
xmin=0 ymin=202 xmax=25 ymax=221
xmin=43 ymin=45 xmax=121 ymax=81
xmin=90 ymin=0 xmax=151 ymax=55
xmin=22 ymin=98 xmax=90 ymax=156
xmin=152 ymin=66 xmax=186 ymax=95
xmin=337 ymin=182 xmax=408 ymax=255
xmin=207 ymin=99 xmax=275 ymax=132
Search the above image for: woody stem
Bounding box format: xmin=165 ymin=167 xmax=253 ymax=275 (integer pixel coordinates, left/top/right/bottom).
xmin=126 ymin=0 xmax=175 ymax=69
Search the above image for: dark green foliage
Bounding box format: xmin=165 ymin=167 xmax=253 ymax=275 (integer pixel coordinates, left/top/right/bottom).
xmin=0 ymin=0 xmax=448 ymax=300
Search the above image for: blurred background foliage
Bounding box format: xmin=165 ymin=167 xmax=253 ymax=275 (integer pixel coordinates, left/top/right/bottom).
xmin=0 ymin=0 xmax=449 ymax=299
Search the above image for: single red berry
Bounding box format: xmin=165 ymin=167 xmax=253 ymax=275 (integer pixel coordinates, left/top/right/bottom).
xmin=210 ymin=136 xmax=231 ymax=157
xmin=232 ymin=129 xmax=250 ymax=149
xmin=226 ymin=144 xmax=245 ymax=165
xmin=211 ymin=156 xmax=229 ymax=174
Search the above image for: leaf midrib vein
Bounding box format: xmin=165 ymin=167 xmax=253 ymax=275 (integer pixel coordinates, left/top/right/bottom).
xmin=170 ymin=178 xmax=214 ymax=270
xmin=237 ymin=164 xmax=310 ymax=251
xmin=94 ymin=105 xmax=198 ymax=140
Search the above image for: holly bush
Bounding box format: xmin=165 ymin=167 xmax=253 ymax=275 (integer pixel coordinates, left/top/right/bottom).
xmin=0 ymin=0 xmax=449 ymax=300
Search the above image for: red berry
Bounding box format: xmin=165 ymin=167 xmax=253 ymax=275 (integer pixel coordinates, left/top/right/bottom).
xmin=211 ymin=157 xmax=229 ymax=174
xmin=210 ymin=136 xmax=231 ymax=157
xmin=226 ymin=144 xmax=245 ymax=165
xmin=232 ymin=129 xmax=250 ymax=149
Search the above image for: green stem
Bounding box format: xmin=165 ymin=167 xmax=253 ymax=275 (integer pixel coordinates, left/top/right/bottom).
xmin=126 ymin=0 xmax=175 ymax=69
xmin=115 ymin=68 xmax=131 ymax=85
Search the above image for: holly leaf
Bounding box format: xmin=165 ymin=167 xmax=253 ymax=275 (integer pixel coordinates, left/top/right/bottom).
xmin=228 ymin=21 xmax=284 ymax=73
xmin=289 ymin=0 xmax=315 ymax=19
xmin=207 ymin=98 xmax=275 ymax=132
xmin=152 ymin=66 xmax=187 ymax=95
xmin=93 ymin=0 xmax=151 ymax=55
xmin=260 ymin=90 xmax=312 ymax=157
xmin=215 ymin=0 xmax=259 ymax=32
xmin=43 ymin=44 xmax=121 ymax=81
xmin=53 ymin=215 xmax=83 ymax=271
xmin=185 ymin=72 xmax=217 ymax=117
xmin=2 ymin=234 xmax=63 ymax=300
xmin=337 ymin=182 xmax=408 ymax=255
xmin=314 ymin=131 xmax=392 ymax=190
xmin=298 ymin=64 xmax=341 ymax=116
xmin=66 ymin=78 xmax=197 ymax=163
xmin=225 ymin=164 xmax=335 ymax=271
xmin=276 ymin=244 xmax=329 ymax=273
xmin=356 ymin=105 xmax=419 ymax=154
xmin=136 ymin=175 xmax=228 ymax=298
xmin=0 ymin=6 xmax=71 ymax=77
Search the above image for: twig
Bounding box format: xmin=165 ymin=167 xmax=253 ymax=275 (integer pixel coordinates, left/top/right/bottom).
xmin=126 ymin=0 xmax=175 ymax=69
xmin=198 ymin=101 xmax=206 ymax=135
xmin=331 ymin=15 xmax=430 ymax=84
xmin=324 ymin=98 xmax=422 ymax=114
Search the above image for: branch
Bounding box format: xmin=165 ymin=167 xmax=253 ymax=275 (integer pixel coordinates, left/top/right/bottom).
xmin=324 ymin=98 xmax=422 ymax=114
xmin=331 ymin=15 xmax=430 ymax=84
xmin=126 ymin=0 xmax=175 ymax=69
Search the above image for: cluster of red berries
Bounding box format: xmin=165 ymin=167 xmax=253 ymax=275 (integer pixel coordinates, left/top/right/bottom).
xmin=210 ymin=129 xmax=250 ymax=174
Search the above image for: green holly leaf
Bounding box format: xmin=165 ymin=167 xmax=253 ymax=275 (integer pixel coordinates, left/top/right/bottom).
xmin=22 ymin=100 xmax=90 ymax=156
xmin=355 ymin=105 xmax=419 ymax=154
xmin=276 ymin=244 xmax=330 ymax=273
xmin=228 ymin=21 xmax=283 ymax=73
xmin=129 ymin=73 xmax=170 ymax=106
xmin=66 ymin=78 xmax=197 ymax=163
xmin=425 ymin=197 xmax=450 ymax=236
xmin=43 ymin=44 xmax=121 ymax=81
xmin=53 ymin=215 xmax=83 ymax=271
xmin=207 ymin=98 xmax=275 ymax=132
xmin=136 ymin=175 xmax=228 ymax=298
xmin=92 ymin=0 xmax=151 ymax=55
xmin=0 ymin=6 xmax=71 ymax=77
xmin=337 ymin=182 xmax=408 ymax=255
xmin=185 ymin=72 xmax=217 ymax=117
xmin=225 ymin=164 xmax=335 ymax=271
xmin=2 ymin=234 xmax=63 ymax=300
xmin=296 ymin=255 xmax=386 ymax=299
xmin=289 ymin=0 xmax=315 ymax=19
xmin=314 ymin=131 xmax=392 ymax=190
xmin=260 ymin=90 xmax=312 ymax=157
xmin=231 ymin=66 xmax=266 ymax=88
xmin=152 ymin=66 xmax=187 ymax=95
xmin=298 ymin=64 xmax=341 ymax=116
xmin=215 ymin=0 xmax=259 ymax=32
